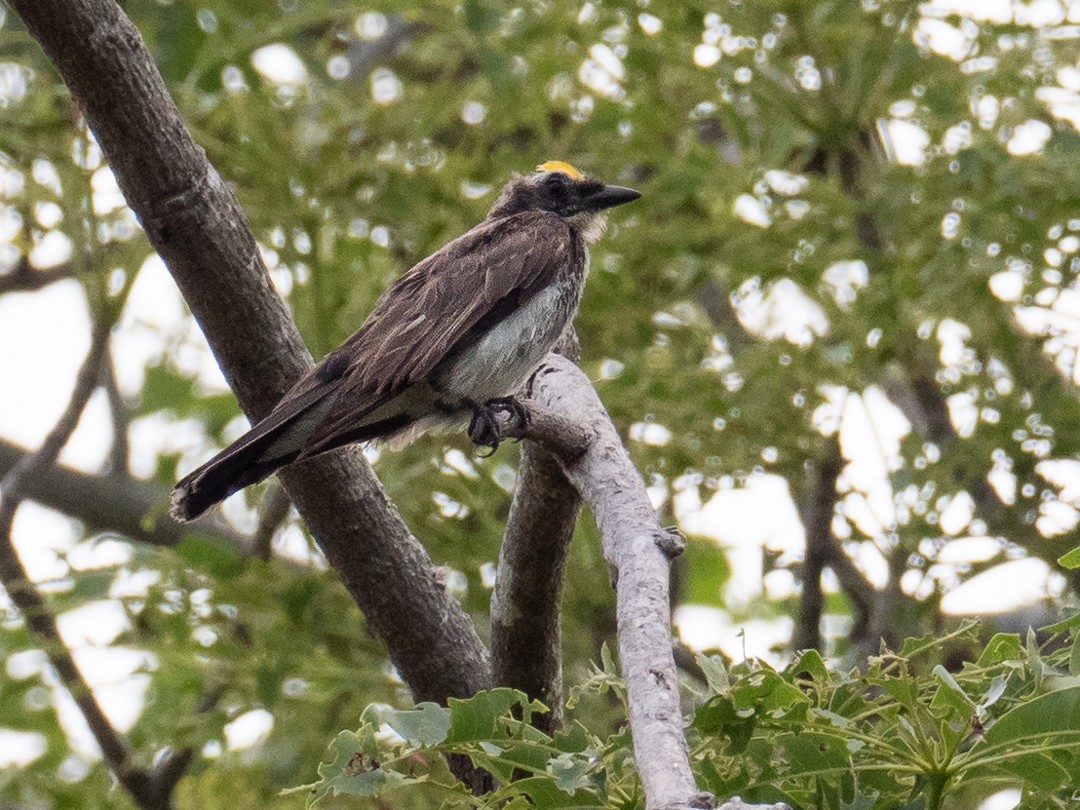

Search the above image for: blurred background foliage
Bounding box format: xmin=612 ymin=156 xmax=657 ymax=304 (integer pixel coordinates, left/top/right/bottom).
xmin=3 ymin=0 xmax=1080 ymax=805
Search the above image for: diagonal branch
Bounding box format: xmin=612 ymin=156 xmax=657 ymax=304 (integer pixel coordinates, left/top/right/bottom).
xmin=0 ymin=437 xmax=255 ymax=554
xmin=8 ymin=0 xmax=491 ymax=714
xmin=100 ymin=351 xmax=131 ymax=476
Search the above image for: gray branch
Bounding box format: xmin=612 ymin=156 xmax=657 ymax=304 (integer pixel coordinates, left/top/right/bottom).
xmin=8 ymin=0 xmax=491 ymax=711
xmin=506 ymin=354 xmax=713 ymax=810
xmin=498 ymin=356 xmax=789 ymax=809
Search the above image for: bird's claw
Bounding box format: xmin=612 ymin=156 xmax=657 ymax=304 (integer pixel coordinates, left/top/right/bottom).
xmin=468 ymin=397 xmax=529 ymax=455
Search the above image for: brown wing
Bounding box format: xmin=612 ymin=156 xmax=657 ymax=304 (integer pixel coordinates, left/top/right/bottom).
xmin=293 ymin=210 xmax=575 ymax=448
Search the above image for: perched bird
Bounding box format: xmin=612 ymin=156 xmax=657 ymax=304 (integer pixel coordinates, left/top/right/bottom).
xmin=171 ymin=161 xmax=640 ymax=521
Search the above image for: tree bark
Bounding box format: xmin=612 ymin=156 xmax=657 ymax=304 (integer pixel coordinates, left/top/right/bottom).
xmin=491 ymin=441 xmax=581 ymax=732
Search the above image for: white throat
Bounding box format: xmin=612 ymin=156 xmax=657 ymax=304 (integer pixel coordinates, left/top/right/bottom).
xmin=568 ymin=211 xmax=608 ymax=244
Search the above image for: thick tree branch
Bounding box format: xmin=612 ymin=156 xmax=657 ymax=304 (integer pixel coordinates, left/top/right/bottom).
xmin=0 ymin=322 xmax=184 ymax=810
xmin=8 ymin=0 xmax=491 ymax=711
xmin=491 ymin=441 xmax=581 ymax=733
xmin=509 ymin=358 xmax=786 ymax=809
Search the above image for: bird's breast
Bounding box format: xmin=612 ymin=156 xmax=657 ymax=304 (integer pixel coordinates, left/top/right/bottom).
xmin=430 ymin=274 xmax=582 ymax=403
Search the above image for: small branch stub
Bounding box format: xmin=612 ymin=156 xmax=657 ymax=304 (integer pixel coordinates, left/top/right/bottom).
xmin=658 ymin=526 xmax=687 ymax=559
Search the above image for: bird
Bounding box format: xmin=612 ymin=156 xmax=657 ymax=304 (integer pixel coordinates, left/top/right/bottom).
xmin=170 ymin=161 xmax=640 ymax=521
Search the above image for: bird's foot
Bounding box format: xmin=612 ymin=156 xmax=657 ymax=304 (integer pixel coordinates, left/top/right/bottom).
xmin=468 ymin=397 xmax=530 ymax=456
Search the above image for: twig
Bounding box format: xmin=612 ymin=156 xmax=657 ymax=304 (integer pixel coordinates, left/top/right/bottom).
xmin=0 ymin=437 xmax=256 ymax=555
xmin=822 ymin=532 xmax=878 ymax=645
xmin=0 ymin=321 xmax=176 ymax=809
xmin=100 ymin=352 xmax=130 ymax=476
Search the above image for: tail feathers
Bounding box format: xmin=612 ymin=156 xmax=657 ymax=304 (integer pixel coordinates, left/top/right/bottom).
xmin=170 ymin=453 xmax=294 ymax=523
xmin=170 ymin=387 xmax=340 ymax=522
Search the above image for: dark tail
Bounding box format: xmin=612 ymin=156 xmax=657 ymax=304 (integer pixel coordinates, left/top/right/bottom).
xmin=170 ymin=386 xmax=340 ymax=522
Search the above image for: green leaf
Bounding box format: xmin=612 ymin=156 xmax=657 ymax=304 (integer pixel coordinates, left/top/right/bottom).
xmin=696 ymin=652 xmax=731 ymax=695
xmin=507 ymin=776 xmax=601 ymax=807
xmin=977 ymin=633 xmax=1022 ymax=667
xmin=978 ymin=674 xmax=1009 ymax=713
xmin=551 ymin=722 xmax=590 ymax=754
xmin=790 ymin=648 xmax=830 ymax=688
xmin=376 ymin=702 xmax=451 ymax=747
xmin=730 ymin=668 xmax=810 ymax=714
xmin=778 ymin=731 xmax=850 ymax=774
xmin=983 ymin=686 xmax=1080 ymax=745
xmin=445 ymin=688 xmax=539 ymax=743
xmin=841 ymin=784 xmax=879 ymax=810
xmin=1041 ymin=612 xmax=1080 ymax=636
xmin=1057 ymin=544 xmax=1080 ymax=569
xmin=977 ymin=686 xmax=1080 ymax=790
xmin=1026 ymin=627 xmax=1045 ymax=689
xmin=308 ymin=730 xmax=410 ymax=803
xmin=549 ymin=752 xmax=595 ymax=794
xmin=931 ymin=665 xmax=977 ymax=715
xmin=693 ymin=696 xmax=754 ymax=753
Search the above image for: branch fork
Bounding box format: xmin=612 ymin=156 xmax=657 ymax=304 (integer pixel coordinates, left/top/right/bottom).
xmin=490 ymin=354 xmax=714 ymax=810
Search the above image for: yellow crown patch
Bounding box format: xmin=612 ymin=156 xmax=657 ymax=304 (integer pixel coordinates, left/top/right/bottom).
xmin=536 ymin=160 xmax=584 ymax=180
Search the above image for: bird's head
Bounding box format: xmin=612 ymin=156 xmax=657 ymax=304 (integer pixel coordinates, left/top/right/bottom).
xmin=487 ymin=161 xmax=640 ymax=241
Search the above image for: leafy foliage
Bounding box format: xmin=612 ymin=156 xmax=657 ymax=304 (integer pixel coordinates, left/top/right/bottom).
xmin=297 ymin=629 xmax=1080 ymax=810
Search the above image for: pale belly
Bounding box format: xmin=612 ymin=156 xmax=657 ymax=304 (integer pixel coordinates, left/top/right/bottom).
xmin=429 ymin=280 xmax=579 ymax=404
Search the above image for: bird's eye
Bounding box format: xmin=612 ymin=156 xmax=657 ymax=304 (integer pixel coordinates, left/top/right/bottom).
xmin=544 ymin=172 xmax=569 ymax=191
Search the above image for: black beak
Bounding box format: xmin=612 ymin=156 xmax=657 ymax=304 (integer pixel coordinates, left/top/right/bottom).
xmin=590 ymin=184 xmax=641 ymax=210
